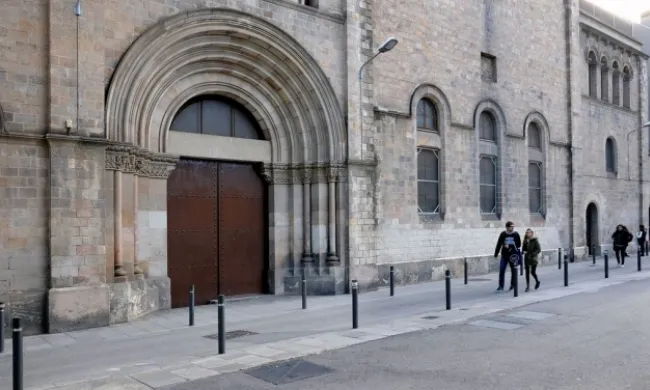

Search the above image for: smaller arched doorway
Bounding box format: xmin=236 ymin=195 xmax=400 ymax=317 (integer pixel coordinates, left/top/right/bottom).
xmin=166 ymin=96 xmax=267 ymax=308
xmin=586 ymin=203 xmax=599 ymax=255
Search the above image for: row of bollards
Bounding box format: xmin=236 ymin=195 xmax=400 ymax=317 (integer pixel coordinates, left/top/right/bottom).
xmin=185 ymin=246 xmax=646 ymax=344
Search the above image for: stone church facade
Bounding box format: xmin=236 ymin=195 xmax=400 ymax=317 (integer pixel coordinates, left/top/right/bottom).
xmin=0 ymin=0 xmax=647 ymax=334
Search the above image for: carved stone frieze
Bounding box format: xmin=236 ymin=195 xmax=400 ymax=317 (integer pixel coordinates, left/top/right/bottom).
xmin=106 ymin=145 xmax=179 ymax=178
xmin=259 ymin=163 xmax=347 ymax=185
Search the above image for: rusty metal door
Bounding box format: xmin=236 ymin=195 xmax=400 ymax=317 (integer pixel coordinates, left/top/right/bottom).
xmin=167 ymin=159 xmax=219 ymax=308
xmin=218 ymin=162 xmax=265 ymax=296
xmin=168 ymin=159 xmax=265 ymax=307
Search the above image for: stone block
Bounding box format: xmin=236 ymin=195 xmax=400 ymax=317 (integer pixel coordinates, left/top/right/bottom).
xmin=48 ymin=284 xmax=110 ymax=333
xmin=109 ymin=277 xmax=170 ymax=325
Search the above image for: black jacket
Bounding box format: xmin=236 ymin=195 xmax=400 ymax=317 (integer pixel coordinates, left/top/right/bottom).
xmin=494 ymin=231 xmax=522 ymax=258
xmin=612 ymin=230 xmax=633 ymax=247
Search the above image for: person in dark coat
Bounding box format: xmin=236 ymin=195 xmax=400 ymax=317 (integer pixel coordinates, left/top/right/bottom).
xmin=637 ymin=225 xmax=647 ymax=256
xmin=493 ymin=221 xmax=521 ymax=292
xmin=612 ymin=224 xmax=633 ymax=267
xmin=522 ymin=228 xmax=541 ymax=292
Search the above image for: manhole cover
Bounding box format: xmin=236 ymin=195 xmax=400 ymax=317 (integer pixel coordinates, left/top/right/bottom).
xmin=245 ymin=358 xmax=333 ymax=385
xmin=204 ymin=330 xmax=259 ymax=340
xmin=468 ymin=278 xmax=491 ymax=282
xmin=421 ymin=316 xmax=439 ymax=320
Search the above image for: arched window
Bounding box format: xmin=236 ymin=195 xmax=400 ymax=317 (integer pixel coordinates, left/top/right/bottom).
xmin=623 ymin=66 xmax=631 ymax=109
xmin=416 ymin=99 xmax=438 ymax=132
xmin=479 ymin=111 xmax=496 ymax=141
xmin=479 ymin=155 xmax=497 ymax=214
xmin=605 ymin=137 xmax=616 ymax=173
xmin=612 ymin=62 xmax=621 ymax=106
xmin=417 ymin=148 xmax=440 ymax=214
xmin=527 ymin=123 xmax=541 ymax=149
xmin=588 ymin=52 xmax=598 ymax=98
xmin=600 ymin=57 xmax=609 ymax=102
xmin=527 ymin=122 xmax=544 ymax=215
xmin=170 ymin=96 xmax=264 ymax=140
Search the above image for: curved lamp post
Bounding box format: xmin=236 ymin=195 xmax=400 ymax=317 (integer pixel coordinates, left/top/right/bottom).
xmin=626 ymin=120 xmax=650 ymax=179
xmin=357 ymin=37 xmax=398 ymax=158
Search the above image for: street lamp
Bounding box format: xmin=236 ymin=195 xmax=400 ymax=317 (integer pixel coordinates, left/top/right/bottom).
xmin=357 ymin=37 xmax=398 ymax=158
xmin=626 ymin=120 xmax=650 ymax=179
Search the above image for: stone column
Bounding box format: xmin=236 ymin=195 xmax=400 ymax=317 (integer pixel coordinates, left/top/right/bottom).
xmin=133 ymin=174 xmax=143 ymax=277
xmin=327 ymin=167 xmax=339 ymax=263
xmin=301 ymin=168 xmax=313 ymax=264
xmin=114 ymin=169 xmax=126 ymax=281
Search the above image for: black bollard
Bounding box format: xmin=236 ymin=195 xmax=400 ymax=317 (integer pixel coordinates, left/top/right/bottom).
xmin=389 ymin=266 xmax=395 ymax=296
xmin=513 ymin=266 xmax=518 ymax=297
xmin=189 ymin=285 xmax=195 ymax=327
xmin=564 ymin=257 xmax=569 ymax=287
xmin=570 ymin=248 xmax=575 ymax=263
xmin=592 ymin=246 xmax=596 ymax=265
xmin=445 ymin=270 xmax=451 ymax=310
xmin=0 ymin=302 xmax=4 ymax=354
xmin=464 ymin=258 xmax=468 ymax=285
xmin=301 ymin=274 xmax=307 ymax=310
xmin=604 ymin=249 xmax=609 ymax=279
xmin=638 ymin=250 xmax=642 ymax=272
xmin=217 ymin=295 xmax=225 ymax=355
xmin=351 ymin=280 xmax=358 ymax=329
xmin=12 ymin=318 xmax=22 ymax=390
xmin=558 ymin=248 xmax=562 ymax=269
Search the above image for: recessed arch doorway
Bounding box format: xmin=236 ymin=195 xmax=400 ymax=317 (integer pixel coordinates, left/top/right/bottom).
xmin=586 ymin=202 xmax=599 ymax=255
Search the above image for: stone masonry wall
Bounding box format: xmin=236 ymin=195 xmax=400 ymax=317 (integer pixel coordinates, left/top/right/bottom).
xmin=0 ymin=138 xmax=49 ymax=334
xmin=44 ymin=0 xmax=348 ymax=137
xmin=368 ymin=0 xmax=572 ymax=271
xmin=0 ymin=1 xmax=48 ymax=134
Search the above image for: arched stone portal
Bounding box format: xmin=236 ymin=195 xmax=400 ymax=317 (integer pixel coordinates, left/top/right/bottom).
xmin=104 ymin=9 xmax=348 ymax=301
xmin=586 ymin=203 xmax=599 ymax=255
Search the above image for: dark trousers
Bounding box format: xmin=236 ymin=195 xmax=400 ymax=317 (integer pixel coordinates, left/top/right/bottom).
xmin=498 ymin=256 xmax=516 ymax=289
xmin=525 ymin=264 xmax=538 ymax=286
xmin=614 ymin=246 xmax=626 ymax=264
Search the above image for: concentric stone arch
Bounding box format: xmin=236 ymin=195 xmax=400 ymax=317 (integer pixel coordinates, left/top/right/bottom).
xmin=105 ymin=8 xmax=346 ymax=164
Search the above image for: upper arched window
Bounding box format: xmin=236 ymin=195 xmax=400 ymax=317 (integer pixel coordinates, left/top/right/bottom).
xmin=416 ymin=99 xmax=438 ymax=132
xmin=612 ymin=62 xmax=621 ymax=106
xmin=170 ymin=96 xmax=264 ymax=140
xmin=588 ymin=51 xmax=598 ymax=98
xmin=479 ymin=111 xmax=496 ymax=142
xmin=623 ymin=66 xmax=631 ymax=109
xmin=600 ymin=57 xmax=609 ymax=102
xmin=527 ymin=123 xmax=541 ymax=149
xmin=605 ymin=137 xmax=616 ymax=173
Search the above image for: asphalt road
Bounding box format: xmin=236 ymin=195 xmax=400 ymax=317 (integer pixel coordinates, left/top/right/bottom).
xmin=163 ymin=278 xmax=650 ymax=390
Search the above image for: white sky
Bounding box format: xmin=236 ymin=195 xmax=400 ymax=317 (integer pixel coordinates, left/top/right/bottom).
xmin=586 ymin=0 xmax=649 ymax=22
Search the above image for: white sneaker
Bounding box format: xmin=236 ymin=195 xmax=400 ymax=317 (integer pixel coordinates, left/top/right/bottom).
xmin=621 ymin=264 xmax=625 ymax=268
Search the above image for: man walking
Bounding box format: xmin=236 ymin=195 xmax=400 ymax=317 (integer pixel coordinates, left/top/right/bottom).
xmin=493 ymin=221 xmax=521 ymax=291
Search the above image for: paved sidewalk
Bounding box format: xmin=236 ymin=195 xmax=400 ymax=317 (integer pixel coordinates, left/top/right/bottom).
xmin=0 ymin=256 xmax=646 ymax=389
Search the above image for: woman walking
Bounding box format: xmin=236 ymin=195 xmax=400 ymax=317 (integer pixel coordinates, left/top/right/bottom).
xmin=522 ymin=228 xmax=541 ymax=292
xmin=612 ymin=224 xmax=633 ymax=267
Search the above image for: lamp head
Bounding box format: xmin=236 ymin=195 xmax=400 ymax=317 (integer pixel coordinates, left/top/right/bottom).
xmin=378 ymin=37 xmax=398 ymax=53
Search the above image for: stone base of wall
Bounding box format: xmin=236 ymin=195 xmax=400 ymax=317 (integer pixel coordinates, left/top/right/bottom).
xmin=48 ymin=285 xmax=111 ymax=333
xmin=47 ymin=278 xmax=171 ymax=333
xmin=281 ymin=264 xmax=348 ymax=295
xmin=109 ymin=277 xmax=171 ymax=325
xmin=377 ymin=247 xmax=590 ymax=287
